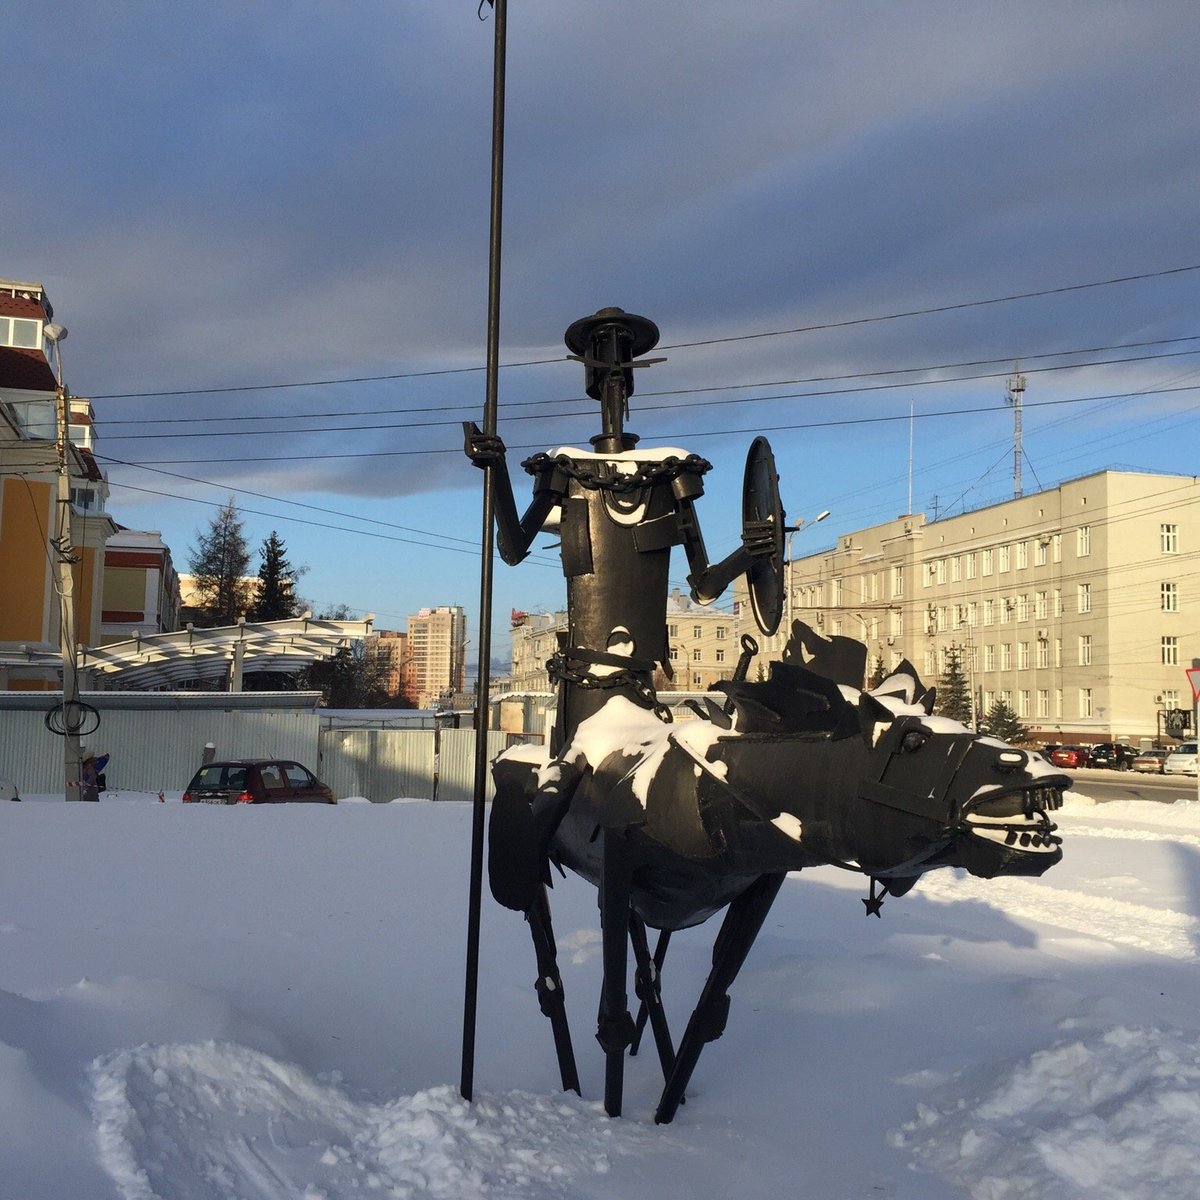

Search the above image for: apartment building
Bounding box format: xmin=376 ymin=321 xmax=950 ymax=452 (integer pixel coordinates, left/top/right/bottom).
xmin=407 ymin=605 xmax=467 ymax=708
xmin=100 ymin=529 xmax=181 ymax=644
xmin=734 ymin=470 xmax=1199 ymax=745
xmin=365 ymin=628 xmax=414 ymax=699
xmin=0 ymin=280 xmax=117 ymax=688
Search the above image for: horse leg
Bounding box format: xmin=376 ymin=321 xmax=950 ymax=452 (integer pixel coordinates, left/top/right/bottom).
xmin=597 ymin=828 xmax=637 ymax=1117
xmin=629 ymin=914 xmax=676 ymax=1083
xmin=654 ymin=872 xmax=786 ymax=1125
xmin=526 ymin=884 xmax=581 ymax=1095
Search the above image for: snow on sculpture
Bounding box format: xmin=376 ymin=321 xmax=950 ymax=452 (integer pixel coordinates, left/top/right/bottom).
xmin=465 ymin=308 xmax=1068 ymax=1124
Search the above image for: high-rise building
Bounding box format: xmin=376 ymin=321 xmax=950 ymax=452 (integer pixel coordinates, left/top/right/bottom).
xmin=365 ymin=628 xmax=413 ymax=700
xmin=407 ymin=605 xmax=466 ymax=708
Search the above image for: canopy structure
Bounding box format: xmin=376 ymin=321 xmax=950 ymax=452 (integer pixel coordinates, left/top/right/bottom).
xmin=77 ymin=615 xmax=375 ymax=691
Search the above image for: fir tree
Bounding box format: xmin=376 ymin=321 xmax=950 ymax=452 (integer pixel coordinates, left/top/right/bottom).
xmin=188 ymin=498 xmax=253 ymax=627
xmin=866 ymin=655 xmax=887 ymax=690
xmin=250 ymin=531 xmax=299 ymax=621
xmin=982 ymin=698 xmax=1027 ymax=743
xmin=936 ymin=644 xmax=974 ymax=727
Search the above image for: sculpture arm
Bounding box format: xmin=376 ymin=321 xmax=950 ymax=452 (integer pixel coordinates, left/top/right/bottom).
xmin=463 ymin=422 xmax=563 ymax=565
xmin=678 ymin=496 xmax=774 ymax=604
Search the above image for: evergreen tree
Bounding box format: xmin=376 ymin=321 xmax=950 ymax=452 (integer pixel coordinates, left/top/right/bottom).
xmin=250 ymin=531 xmax=299 ymax=621
xmin=936 ymin=644 xmax=974 ymax=726
xmin=296 ymin=607 xmax=392 ymax=707
xmin=866 ymin=655 xmax=887 ymax=690
xmin=188 ymin=498 xmax=253 ymax=627
xmin=982 ymin=698 xmax=1027 ymax=743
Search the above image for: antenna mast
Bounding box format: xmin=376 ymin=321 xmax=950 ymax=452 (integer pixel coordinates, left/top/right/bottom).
xmin=1005 ymin=365 xmax=1026 ymax=498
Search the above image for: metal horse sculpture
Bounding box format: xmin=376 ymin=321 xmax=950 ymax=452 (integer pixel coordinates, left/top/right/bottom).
xmin=466 ymin=308 xmax=1067 ymax=1124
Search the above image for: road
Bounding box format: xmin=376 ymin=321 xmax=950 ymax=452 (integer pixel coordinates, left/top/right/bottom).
xmin=1063 ymin=766 xmax=1200 ymax=805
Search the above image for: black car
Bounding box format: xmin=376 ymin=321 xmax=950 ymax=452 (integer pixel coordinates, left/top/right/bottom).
xmin=1086 ymin=743 xmax=1136 ymax=771
xmin=183 ymin=759 xmax=336 ymax=804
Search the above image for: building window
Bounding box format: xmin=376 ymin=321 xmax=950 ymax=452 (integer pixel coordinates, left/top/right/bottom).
xmin=1017 ymin=642 xmax=1029 ymax=670
xmin=998 ymin=545 xmax=1011 ymax=572
xmin=715 ymin=649 xmax=725 ymax=663
xmin=1000 ymin=643 xmax=1012 ymax=670
xmin=1052 ymin=533 xmax=1062 ymax=563
xmin=1161 ymin=582 xmax=1178 ymax=612
xmin=1162 ymin=690 xmax=1180 ymax=709
xmin=1080 ymin=688 xmax=1093 ymax=718
xmin=951 ymin=556 xmax=961 ymax=582
xmin=892 ymin=565 xmax=904 ymax=597
xmin=1162 ymin=636 xmax=1179 ymax=666
xmin=693 ymin=625 xmax=702 ymax=639
xmin=1055 ymin=638 xmax=1062 ymax=668
xmin=1079 ymin=634 xmax=1092 ymax=666
xmin=668 ymin=647 xmax=678 ymax=661
xmin=1078 ymin=583 xmax=1092 ymax=613
xmin=1054 ymin=589 xmax=1062 ymax=617
xmin=983 ymin=644 xmax=996 ymax=671
xmin=692 ymin=648 xmax=702 ymax=662
xmin=922 ymin=563 xmax=933 ymax=588
xmin=1000 ymin=598 xmax=1012 ymax=625
xmin=1077 ymin=526 xmax=1091 ymax=557
xmin=668 ymin=624 xmax=678 ymax=637
xmin=692 ymin=673 xmax=702 ymax=687
xmin=1019 ymin=689 xmax=1031 ymax=717
xmin=0 ymin=315 xmax=41 ymax=348
xmin=924 ymin=649 xmax=936 ymax=676
xmin=716 ymin=626 xmax=727 ymax=639
xmin=830 ymin=578 xmax=842 ymax=605
xmin=934 ymin=559 xmax=946 ymax=585
xmin=889 ymin=608 xmax=903 ymax=637
xmin=1016 ymin=541 xmax=1028 ymax=569
xmin=967 ymin=601 xmax=978 ymax=626
xmin=982 ymin=548 xmax=994 ymax=576
xmin=1035 ymin=591 xmax=1047 ymax=620
xmin=983 ymin=598 xmax=995 ymax=626
xmin=1016 ymin=594 xmax=1029 ymax=622
xmin=1038 ymin=688 xmax=1049 ymax=717
xmin=1055 ymin=688 xmax=1063 ymax=718
xmin=1035 ymin=540 xmax=1048 ymax=567
xmin=965 ymin=553 xmax=976 ymax=580
xmin=1037 ymin=640 xmax=1049 ymax=669
xmin=1161 ymin=523 xmax=1178 ymax=554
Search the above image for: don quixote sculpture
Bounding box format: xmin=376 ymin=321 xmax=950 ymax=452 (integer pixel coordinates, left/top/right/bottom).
xmin=465 ymin=307 xmax=1068 ymax=1124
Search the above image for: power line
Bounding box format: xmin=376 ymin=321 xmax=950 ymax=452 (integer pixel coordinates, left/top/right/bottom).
xmin=89 ymin=263 xmax=1200 ymax=401
xmin=94 ymin=382 xmax=1200 ymax=466
xmin=94 ymin=334 xmax=1200 ymax=426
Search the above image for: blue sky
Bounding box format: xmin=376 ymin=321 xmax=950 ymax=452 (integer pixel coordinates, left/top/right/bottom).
xmin=4 ymin=2 xmax=1198 ymax=668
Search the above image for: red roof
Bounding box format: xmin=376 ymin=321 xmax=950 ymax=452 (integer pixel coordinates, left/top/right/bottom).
xmin=0 ymin=291 xmax=48 ymax=320
xmin=0 ymin=346 xmax=56 ymax=392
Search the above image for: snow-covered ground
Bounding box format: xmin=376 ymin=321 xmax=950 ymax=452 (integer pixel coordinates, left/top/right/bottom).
xmin=4 ymin=788 xmax=1200 ymax=1199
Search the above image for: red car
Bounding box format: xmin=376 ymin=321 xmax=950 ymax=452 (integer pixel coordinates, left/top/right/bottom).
xmin=1048 ymin=746 xmax=1090 ymax=769
xmin=183 ymin=759 xmax=336 ymax=804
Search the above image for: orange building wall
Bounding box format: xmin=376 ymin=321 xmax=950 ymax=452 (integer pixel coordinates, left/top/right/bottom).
xmin=0 ymin=477 xmax=51 ymax=642
xmin=76 ymin=544 xmax=100 ymax=646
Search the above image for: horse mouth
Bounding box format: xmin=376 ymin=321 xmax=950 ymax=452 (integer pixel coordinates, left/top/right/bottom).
xmin=961 ymin=784 xmax=1066 ymax=853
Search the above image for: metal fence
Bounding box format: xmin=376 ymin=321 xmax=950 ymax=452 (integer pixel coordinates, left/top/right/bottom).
xmin=1 ymin=691 xmax=529 ymax=803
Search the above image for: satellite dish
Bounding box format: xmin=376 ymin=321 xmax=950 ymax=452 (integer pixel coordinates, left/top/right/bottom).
xmin=741 ymin=436 xmax=785 ymax=636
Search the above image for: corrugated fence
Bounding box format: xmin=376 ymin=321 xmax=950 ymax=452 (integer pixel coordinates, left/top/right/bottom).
xmin=1 ymin=692 xmax=528 ymax=802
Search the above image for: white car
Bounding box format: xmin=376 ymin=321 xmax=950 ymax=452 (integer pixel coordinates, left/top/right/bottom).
xmin=1163 ymin=742 xmax=1198 ymax=776
xmin=1 ymin=778 xmax=19 ymax=802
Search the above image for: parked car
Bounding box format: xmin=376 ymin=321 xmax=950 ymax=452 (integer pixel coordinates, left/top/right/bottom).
xmin=1086 ymin=743 xmax=1137 ymax=771
xmin=1164 ymin=742 xmax=1199 ymax=777
xmin=1 ymin=777 xmax=19 ymax=802
xmin=1131 ymin=748 xmax=1168 ymax=774
xmin=183 ymin=759 xmax=336 ymax=805
xmin=1048 ymin=746 xmax=1090 ymax=769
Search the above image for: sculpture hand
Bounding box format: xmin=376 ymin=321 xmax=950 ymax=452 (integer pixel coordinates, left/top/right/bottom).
xmin=741 ymin=519 xmax=778 ymax=558
xmin=463 ymin=421 xmax=507 ymax=468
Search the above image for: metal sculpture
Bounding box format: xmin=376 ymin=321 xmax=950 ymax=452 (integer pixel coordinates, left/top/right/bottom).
xmin=465 ymin=308 xmax=1067 ymax=1124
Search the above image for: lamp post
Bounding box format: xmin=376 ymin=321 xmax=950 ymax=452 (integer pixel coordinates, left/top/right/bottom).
xmin=783 ymin=509 xmax=831 ymax=632
xmin=44 ymin=322 xmax=86 ymax=802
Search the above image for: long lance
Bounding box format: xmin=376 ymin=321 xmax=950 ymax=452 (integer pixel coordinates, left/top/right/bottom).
xmin=461 ymin=0 xmax=507 ymax=1102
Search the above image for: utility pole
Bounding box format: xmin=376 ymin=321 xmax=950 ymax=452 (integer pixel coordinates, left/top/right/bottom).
xmin=1006 ymin=365 xmax=1026 ymax=499
xmin=45 ymin=323 xmax=85 ymax=801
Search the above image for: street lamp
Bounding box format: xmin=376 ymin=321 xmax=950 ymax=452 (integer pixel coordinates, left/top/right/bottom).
xmin=783 ymin=509 xmax=831 ymax=630
xmin=44 ymin=322 xmax=88 ymax=802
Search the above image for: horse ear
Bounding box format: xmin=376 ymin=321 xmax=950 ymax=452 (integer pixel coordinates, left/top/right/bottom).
xmin=872 ymin=658 xmax=926 ymax=704
xmin=919 ymin=686 xmax=937 ymax=715
xmin=858 ymin=690 xmax=894 ymax=744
